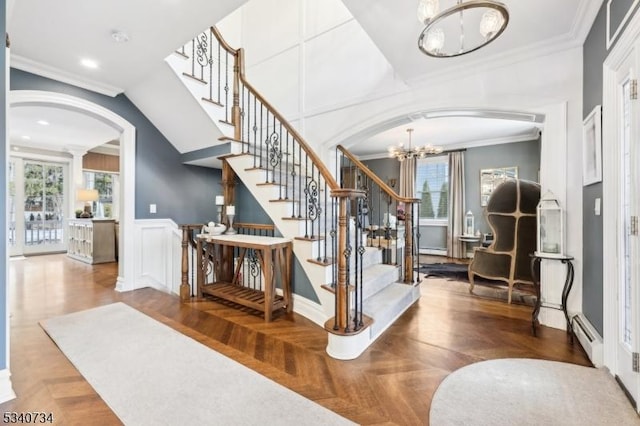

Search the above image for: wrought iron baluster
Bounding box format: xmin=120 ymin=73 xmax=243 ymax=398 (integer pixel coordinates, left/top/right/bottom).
xmin=304 ymin=155 xmax=309 ymax=238
xmin=278 ymin=121 xmax=283 ymax=199
xmin=259 ymin=104 xmax=264 ymax=168
xmin=323 ymin=181 xmax=328 ymax=263
xmin=240 ymin=85 xmax=245 ymax=149
xmin=332 ymin=194 xmax=338 ymax=330
xmin=411 ymin=203 xmax=420 ymax=283
xmin=291 ymin=134 xmax=296 ymax=216
xmin=252 ymin=95 xmax=258 ymax=167
xmin=307 ymin=164 xmax=320 ymax=241
xmin=208 ymin=30 xmax=213 ymax=101
xmin=298 ymin=144 xmax=303 ymax=218
xmin=284 ymin=131 xmax=289 ymax=200
xmin=224 ymin=51 xmax=230 ymax=122
xmin=191 ymin=38 xmax=195 ymax=77
xmin=358 ymin=197 xmax=366 ymax=329
xmin=395 ymin=199 xmax=399 ymax=265
xmin=217 ymin=42 xmax=221 ymax=104
xmin=264 ymin=111 xmax=270 ymax=183
xmin=344 ymin=199 xmax=352 ymax=333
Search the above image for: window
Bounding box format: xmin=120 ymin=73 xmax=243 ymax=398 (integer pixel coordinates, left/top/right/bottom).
xmin=84 ymin=171 xmax=119 ymax=219
xmin=416 ymin=156 xmax=448 ymax=223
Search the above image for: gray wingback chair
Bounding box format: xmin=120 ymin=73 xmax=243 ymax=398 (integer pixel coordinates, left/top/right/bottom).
xmin=468 ymin=179 xmax=540 ymax=303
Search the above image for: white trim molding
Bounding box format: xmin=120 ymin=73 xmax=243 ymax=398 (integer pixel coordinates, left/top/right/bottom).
xmin=607 ymin=0 xmax=640 ymax=50
xmin=602 ymin=6 xmax=640 ymax=376
xmin=133 ymin=219 xmax=182 ymax=295
xmin=10 ymin=55 xmax=124 ymax=97
xmin=0 ymin=369 xmax=16 ymax=404
xmin=9 ymin=90 xmax=137 ymax=295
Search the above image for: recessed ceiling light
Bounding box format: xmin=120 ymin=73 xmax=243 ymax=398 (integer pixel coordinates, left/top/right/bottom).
xmin=37 ymin=120 xmax=49 ymax=126
xmin=12 ymin=146 xmax=19 ymax=151
xmin=81 ymin=58 xmax=99 ymax=69
xmin=22 ymin=135 xmax=31 ymax=140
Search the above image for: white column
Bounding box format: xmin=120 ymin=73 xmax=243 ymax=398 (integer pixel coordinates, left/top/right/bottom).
xmin=65 ymin=147 xmax=86 ymax=218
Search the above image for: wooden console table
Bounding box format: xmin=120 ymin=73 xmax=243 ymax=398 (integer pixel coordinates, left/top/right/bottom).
xmin=196 ymin=234 xmax=293 ymax=321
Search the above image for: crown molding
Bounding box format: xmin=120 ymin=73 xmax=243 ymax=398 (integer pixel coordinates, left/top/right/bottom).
xmin=10 ymin=54 xmax=124 ymax=97
xmin=406 ymin=31 xmax=581 ymax=88
xmin=571 ymin=0 xmax=605 ymax=43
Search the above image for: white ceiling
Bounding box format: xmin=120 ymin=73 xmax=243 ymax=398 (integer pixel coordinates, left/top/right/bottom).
xmin=9 ymin=106 xmax=120 ymax=153
xmin=6 ymin=0 xmax=600 ymax=158
xmin=342 ymin=0 xmax=591 ymax=83
xmin=351 ymin=116 xmax=541 ymax=158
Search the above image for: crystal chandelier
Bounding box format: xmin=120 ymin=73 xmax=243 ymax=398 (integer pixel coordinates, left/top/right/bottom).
xmin=388 ymin=128 xmax=443 ymax=162
xmin=417 ymin=0 xmax=509 ymax=58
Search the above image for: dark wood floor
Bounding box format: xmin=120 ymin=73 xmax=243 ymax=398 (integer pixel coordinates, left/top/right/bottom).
xmin=1 ymin=254 xmax=590 ymax=425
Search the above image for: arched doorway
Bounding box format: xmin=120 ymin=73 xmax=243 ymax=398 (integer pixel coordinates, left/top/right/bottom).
xmin=9 ymin=90 xmax=136 ymax=291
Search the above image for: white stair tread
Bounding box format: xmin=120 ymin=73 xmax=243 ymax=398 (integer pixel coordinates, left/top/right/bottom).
xmin=362 ymin=283 xmax=416 ymax=312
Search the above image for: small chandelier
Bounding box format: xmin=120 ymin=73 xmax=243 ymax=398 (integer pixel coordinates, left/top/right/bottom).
xmin=417 ymin=0 xmax=509 ymax=58
xmin=388 ymin=128 xmax=443 ymax=162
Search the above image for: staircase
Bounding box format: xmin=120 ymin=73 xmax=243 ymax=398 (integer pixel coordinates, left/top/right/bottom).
xmin=171 ymin=27 xmax=421 ymax=360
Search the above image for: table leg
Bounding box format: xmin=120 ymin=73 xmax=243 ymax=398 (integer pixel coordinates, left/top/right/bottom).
xmin=530 ymin=256 xmax=542 ymax=336
xmin=263 ymin=247 xmax=273 ymax=322
xmin=561 ymin=259 xmax=575 ymax=342
xmin=285 ymin=244 xmax=293 ymax=313
xmin=196 ymin=238 xmax=203 ymax=298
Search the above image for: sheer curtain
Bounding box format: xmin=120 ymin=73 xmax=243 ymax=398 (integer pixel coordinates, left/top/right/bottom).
xmin=447 ymin=151 xmax=466 ymax=258
xmin=399 ymin=157 xmax=416 ymax=198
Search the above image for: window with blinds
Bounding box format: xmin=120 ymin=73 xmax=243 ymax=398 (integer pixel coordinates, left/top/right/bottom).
xmin=416 ymin=156 xmax=449 ymax=223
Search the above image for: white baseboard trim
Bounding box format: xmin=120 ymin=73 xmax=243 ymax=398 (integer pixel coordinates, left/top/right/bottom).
xmin=0 ymin=369 xmax=16 ymax=404
xmin=572 ymin=313 xmax=604 ymax=367
xmin=291 ymin=294 xmax=328 ymax=327
xmin=419 ymin=248 xmax=447 ymax=256
xmin=115 ymin=276 xmax=127 ymax=292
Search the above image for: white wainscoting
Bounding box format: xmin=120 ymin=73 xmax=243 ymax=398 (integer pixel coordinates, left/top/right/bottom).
xmin=133 ymin=219 xmax=182 ymax=295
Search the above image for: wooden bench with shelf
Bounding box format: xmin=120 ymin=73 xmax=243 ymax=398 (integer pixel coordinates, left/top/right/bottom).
xmin=195 ymin=233 xmax=293 ymax=321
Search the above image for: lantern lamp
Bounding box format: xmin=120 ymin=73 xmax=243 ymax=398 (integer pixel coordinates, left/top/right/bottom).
xmin=536 ymin=191 xmax=564 ymax=257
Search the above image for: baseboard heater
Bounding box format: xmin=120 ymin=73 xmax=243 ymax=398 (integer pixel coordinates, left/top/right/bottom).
xmin=572 ymin=313 xmax=603 ymax=367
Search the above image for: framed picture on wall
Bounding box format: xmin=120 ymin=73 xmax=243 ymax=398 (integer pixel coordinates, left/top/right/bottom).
xmin=582 ymin=105 xmax=602 ymax=186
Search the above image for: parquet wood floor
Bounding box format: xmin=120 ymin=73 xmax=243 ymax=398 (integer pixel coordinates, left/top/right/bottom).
xmin=1 ymin=254 xmax=590 ymax=425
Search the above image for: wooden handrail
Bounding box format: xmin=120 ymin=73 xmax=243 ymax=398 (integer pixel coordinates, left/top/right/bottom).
xmin=210 ymin=26 xmax=238 ymax=55
xmin=336 ymin=145 xmax=420 ymax=204
xmin=234 ymin=223 xmax=275 ymax=231
xmin=210 ymin=26 xmax=340 ymax=191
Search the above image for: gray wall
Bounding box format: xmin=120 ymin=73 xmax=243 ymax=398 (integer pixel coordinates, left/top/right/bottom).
xmin=10 ymin=69 xmax=318 ymax=300
xmin=362 ymin=139 xmax=540 ymax=251
xmin=1 ymin=5 xmax=8 ymax=370
xmin=235 ymin=181 xmax=318 ymax=301
xmin=465 ymin=139 xmax=541 ymax=235
xmin=10 ymin=69 xmax=221 ymax=224
xmin=582 ymin=1 xmax=639 ymax=335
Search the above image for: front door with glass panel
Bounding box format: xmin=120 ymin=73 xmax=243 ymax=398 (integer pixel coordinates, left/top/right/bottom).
xmin=9 ymin=158 xmax=68 ymax=255
xmin=616 ymin=53 xmax=640 ymax=407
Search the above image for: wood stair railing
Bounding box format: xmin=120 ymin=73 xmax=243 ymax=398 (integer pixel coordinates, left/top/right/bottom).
xmin=178 ymin=26 xmax=396 ymax=337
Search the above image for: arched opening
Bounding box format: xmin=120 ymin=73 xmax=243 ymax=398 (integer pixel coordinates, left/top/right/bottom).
xmin=9 ymin=90 xmax=136 ymax=291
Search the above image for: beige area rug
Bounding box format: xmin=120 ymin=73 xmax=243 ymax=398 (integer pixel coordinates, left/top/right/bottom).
xmin=40 ymin=303 xmax=355 ymax=426
xmin=430 ymin=358 xmax=640 ymax=426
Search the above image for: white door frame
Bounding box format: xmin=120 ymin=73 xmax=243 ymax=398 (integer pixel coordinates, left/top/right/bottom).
xmin=10 ymin=155 xmax=70 ymax=255
xmin=9 ymin=90 xmax=137 ymax=292
xmin=603 ymin=9 xmax=640 ymax=408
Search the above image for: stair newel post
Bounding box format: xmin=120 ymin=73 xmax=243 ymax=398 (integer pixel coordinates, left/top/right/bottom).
xmin=180 ymin=225 xmax=190 ymax=301
xmin=415 ymin=201 xmax=421 ymax=283
xmin=232 ymin=48 xmax=244 ymax=141
xmin=404 ymin=201 xmax=414 ymax=284
xmin=328 ymin=189 xmax=365 ymax=332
